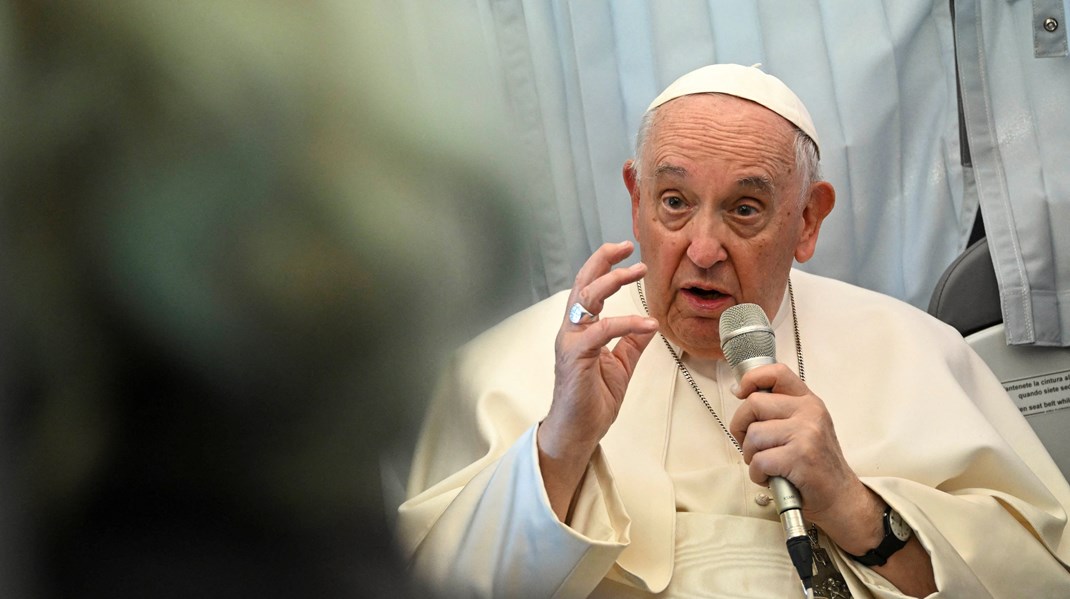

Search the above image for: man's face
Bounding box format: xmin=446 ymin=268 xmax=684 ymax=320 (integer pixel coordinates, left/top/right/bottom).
xmin=625 ymin=93 xmax=832 ymax=360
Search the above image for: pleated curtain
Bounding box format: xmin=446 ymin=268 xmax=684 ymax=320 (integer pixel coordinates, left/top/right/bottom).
xmin=395 ymin=0 xmax=1070 ymax=346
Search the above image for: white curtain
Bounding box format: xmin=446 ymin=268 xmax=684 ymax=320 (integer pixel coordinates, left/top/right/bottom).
xmin=953 ymin=0 xmax=1070 ymax=346
xmin=393 ymin=0 xmax=1070 ymax=346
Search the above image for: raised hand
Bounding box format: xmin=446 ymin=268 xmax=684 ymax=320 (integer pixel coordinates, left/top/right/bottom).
xmin=537 ymin=241 xmax=659 ymax=521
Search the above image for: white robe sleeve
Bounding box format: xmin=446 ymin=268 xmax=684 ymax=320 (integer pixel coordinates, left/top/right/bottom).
xmin=396 ymin=341 xmax=632 ymax=598
xmin=833 ymin=476 xmax=1070 ymax=598
xmin=823 ymin=339 xmax=1070 ymax=597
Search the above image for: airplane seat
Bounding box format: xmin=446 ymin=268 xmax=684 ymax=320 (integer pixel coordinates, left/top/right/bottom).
xmin=929 ymin=237 xmax=1070 ymax=481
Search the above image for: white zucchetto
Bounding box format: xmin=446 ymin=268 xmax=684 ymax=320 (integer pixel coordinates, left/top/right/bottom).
xmin=646 ymin=64 xmax=820 ymax=153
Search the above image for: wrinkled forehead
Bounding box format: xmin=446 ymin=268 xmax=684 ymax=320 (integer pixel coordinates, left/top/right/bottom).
xmin=644 ymin=94 xmax=799 ymax=170
xmin=635 ymin=95 xmax=809 ymax=204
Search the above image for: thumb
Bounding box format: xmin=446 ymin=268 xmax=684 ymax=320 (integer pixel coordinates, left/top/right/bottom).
xmin=613 ymin=321 xmax=658 ymax=377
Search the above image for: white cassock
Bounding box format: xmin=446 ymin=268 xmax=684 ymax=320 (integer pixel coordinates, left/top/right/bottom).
xmin=397 ymin=269 xmax=1070 ymax=598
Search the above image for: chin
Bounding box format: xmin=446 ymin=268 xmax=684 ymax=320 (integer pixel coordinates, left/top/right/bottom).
xmin=665 ymin=324 xmax=724 ymax=360
xmin=683 ymin=344 xmax=725 ymax=361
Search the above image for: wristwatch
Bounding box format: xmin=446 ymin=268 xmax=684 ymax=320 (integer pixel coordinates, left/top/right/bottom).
xmin=847 ymin=506 xmax=912 ymax=567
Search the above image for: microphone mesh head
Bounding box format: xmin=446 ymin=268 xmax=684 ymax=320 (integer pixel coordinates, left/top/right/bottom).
xmin=719 ymin=303 xmax=776 ymax=367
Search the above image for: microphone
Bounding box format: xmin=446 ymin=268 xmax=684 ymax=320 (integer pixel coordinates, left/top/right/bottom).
xmin=720 ymin=303 xmax=813 ymax=598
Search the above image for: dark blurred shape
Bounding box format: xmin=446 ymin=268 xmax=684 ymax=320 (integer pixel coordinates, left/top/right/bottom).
xmin=0 ymin=1 xmax=526 ymax=597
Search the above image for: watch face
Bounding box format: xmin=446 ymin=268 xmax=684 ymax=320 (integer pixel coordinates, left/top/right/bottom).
xmin=888 ymin=509 xmax=912 ymax=542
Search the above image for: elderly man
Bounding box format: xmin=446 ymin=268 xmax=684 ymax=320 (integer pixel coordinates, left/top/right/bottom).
xmin=397 ymin=65 xmax=1070 ymax=597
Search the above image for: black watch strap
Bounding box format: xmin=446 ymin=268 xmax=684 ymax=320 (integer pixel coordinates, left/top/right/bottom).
xmin=847 ymin=507 xmax=911 ymax=567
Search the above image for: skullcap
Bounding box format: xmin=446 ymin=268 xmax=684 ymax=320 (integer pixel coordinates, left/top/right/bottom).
xmin=646 ymin=64 xmax=820 ymax=153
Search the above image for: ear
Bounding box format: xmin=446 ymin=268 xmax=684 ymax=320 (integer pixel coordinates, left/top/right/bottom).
xmin=623 ymin=160 xmax=642 ymax=240
xmin=794 ymin=180 xmax=836 ymax=263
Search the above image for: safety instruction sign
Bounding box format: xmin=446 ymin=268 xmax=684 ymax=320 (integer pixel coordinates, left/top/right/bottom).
xmin=1005 ymin=370 xmax=1070 ymax=417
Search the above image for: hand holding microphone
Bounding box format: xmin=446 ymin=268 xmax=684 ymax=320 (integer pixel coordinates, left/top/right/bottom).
xmin=721 ymin=303 xmax=900 ymax=596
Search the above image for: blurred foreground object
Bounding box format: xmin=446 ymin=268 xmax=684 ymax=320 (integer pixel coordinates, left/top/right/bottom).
xmin=0 ymin=1 xmax=526 ymax=597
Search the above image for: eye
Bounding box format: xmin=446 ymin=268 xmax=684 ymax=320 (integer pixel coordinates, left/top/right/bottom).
xmin=662 ymin=195 xmax=686 ymax=210
xmin=733 ymin=203 xmax=760 ymax=217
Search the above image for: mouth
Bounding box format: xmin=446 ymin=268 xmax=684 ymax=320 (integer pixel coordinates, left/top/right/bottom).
xmin=679 ymin=284 xmax=733 ymax=312
xmin=683 ymin=286 xmax=727 ymax=300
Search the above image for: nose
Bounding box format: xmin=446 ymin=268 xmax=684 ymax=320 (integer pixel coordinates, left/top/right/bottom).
xmin=685 ymin=216 xmax=728 ymax=269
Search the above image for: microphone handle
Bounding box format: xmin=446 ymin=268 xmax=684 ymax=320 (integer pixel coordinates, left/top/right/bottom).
xmin=753 ymin=384 xmax=806 ymax=538
xmin=770 ymin=476 xmax=812 ymax=596
xmin=770 ymin=476 xmax=807 ymax=538
xmin=752 ymin=386 xmax=812 ymax=595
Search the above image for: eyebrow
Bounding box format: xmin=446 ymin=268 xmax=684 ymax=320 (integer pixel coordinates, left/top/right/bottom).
xmin=653 ymin=163 xmax=688 ymax=178
xmin=738 ymin=175 xmax=775 ymax=195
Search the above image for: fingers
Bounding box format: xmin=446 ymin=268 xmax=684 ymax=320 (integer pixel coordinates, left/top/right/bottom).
xmin=611 ymin=327 xmax=659 ymax=377
xmin=727 ymin=367 xmax=860 ymax=523
xmin=729 ymin=364 xmax=817 ymax=471
xmin=573 ymin=240 xmax=637 ymax=292
xmin=548 ymin=241 xmax=657 ymax=438
xmin=729 ymin=364 xmax=810 ymax=468
xmin=566 ymin=241 xmax=645 ymax=322
xmin=729 ymin=393 xmax=796 ymax=450
xmin=732 ymin=363 xmax=808 ymax=398
xmin=730 ymin=378 xmax=844 ymax=495
xmin=736 ymin=404 xmax=817 ymax=488
xmin=735 ymin=414 xmax=818 ymax=467
xmin=563 ymin=315 xmax=658 ymax=360
xmin=560 ymin=241 xmax=655 ymax=351
xmin=729 ymin=366 xmax=807 ymax=444
xmin=746 ymin=445 xmax=795 ymax=487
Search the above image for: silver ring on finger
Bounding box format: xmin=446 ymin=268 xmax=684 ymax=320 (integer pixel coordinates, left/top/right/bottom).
xmin=568 ymin=302 xmax=598 ymax=325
